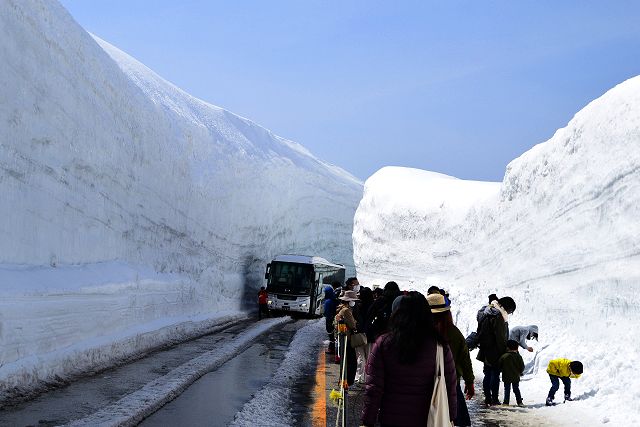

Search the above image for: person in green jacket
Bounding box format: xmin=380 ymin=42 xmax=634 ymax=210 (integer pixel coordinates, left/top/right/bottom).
xmin=428 ymin=293 xmax=474 ymax=427
xmin=499 ymin=340 xmax=525 ymax=406
xmin=546 ymin=358 xmax=583 ymax=406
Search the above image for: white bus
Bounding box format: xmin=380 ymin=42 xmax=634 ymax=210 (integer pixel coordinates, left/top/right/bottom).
xmin=264 ymin=254 xmax=345 ymax=316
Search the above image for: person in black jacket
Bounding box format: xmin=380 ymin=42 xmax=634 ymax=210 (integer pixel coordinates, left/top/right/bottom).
xmin=366 ymin=281 xmax=401 ymax=343
xmin=476 ymin=296 xmax=516 ymax=405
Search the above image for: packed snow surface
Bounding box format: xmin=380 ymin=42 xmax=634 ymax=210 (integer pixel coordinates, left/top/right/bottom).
xmin=353 ymin=76 xmax=640 ymax=425
xmin=0 ymin=0 xmax=361 ymax=399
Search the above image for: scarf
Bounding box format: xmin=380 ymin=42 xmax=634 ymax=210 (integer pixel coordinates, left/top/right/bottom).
xmin=491 ymin=300 xmax=509 ymax=322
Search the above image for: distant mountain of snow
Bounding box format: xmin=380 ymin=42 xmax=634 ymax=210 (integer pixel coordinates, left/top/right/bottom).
xmin=354 ymin=76 xmax=640 ymax=425
xmin=0 ymin=0 xmax=361 ymax=399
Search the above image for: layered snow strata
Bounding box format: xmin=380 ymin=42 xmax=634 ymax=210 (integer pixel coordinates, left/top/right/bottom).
xmin=0 ymin=0 xmax=361 ymax=399
xmin=353 ymin=76 xmax=640 ymax=425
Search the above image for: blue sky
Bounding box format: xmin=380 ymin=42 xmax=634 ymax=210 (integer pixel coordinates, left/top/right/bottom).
xmin=60 ymin=1 xmax=640 ymax=182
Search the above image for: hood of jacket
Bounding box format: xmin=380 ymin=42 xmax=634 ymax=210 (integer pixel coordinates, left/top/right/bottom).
xmin=476 ymin=304 xmax=501 ymax=323
xmin=324 ymin=286 xmax=336 ymax=300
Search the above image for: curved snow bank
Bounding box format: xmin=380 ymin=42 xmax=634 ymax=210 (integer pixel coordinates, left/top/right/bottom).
xmin=353 ymin=76 xmax=640 ymax=425
xmin=0 ymin=0 xmax=360 ymax=398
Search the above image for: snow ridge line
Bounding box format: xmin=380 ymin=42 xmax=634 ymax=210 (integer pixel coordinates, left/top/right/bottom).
xmin=231 ymin=319 xmax=325 ymax=427
xmin=64 ymin=317 xmax=291 ymax=427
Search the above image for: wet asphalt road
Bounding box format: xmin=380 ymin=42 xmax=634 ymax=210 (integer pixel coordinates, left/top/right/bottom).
xmin=0 ymin=317 xmax=308 ymax=427
xmin=139 ymin=320 xmax=314 ymax=427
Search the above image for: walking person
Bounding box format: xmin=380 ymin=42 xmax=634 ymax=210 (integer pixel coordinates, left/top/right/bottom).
xmin=475 ymin=296 xmax=517 ymax=405
xmin=361 ymin=292 xmax=457 ymax=426
xmin=499 ymin=340 xmax=525 ymax=406
xmin=257 ymin=287 xmax=269 ymax=320
xmin=428 ymin=293 xmax=474 ymax=426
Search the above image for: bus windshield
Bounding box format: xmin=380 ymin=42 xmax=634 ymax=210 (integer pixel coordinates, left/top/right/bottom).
xmin=267 ymin=262 xmax=313 ymax=294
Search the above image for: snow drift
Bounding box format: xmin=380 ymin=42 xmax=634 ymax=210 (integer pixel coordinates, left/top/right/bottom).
xmin=353 ymin=77 xmax=640 ymax=425
xmin=0 ymin=0 xmax=361 ymax=400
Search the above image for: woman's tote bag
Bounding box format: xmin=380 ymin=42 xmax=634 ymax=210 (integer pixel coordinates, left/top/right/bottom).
xmin=427 ymin=343 xmax=451 ymax=427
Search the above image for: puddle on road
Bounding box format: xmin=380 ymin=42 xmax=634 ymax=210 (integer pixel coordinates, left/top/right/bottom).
xmin=139 ymin=324 xmax=298 ymax=427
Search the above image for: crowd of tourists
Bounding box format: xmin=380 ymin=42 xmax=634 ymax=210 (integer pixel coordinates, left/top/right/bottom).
xmin=321 ymin=279 xmax=584 ymax=426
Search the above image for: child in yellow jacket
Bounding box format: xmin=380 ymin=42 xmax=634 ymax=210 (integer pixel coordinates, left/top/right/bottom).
xmin=546 ymin=358 xmax=583 ymax=406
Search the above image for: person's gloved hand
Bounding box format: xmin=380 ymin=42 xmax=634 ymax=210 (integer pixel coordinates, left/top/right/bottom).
xmin=464 ymin=381 xmax=475 ymax=399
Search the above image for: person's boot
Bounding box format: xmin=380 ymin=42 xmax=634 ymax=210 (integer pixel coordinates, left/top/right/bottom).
xmin=546 ymin=397 xmax=555 ymax=406
xmin=516 ymin=399 xmax=524 ymax=407
xmin=564 ymin=394 xmax=573 ymax=402
xmin=325 ymin=342 xmax=335 ymax=354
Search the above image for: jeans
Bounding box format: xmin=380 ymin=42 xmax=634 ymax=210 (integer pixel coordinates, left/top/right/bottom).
xmin=482 ymin=365 xmax=501 ymax=404
xmin=548 ymin=374 xmax=571 ymax=400
xmin=503 ymin=381 xmax=522 ymax=404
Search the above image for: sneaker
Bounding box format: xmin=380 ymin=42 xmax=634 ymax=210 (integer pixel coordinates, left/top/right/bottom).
xmin=546 ymin=397 xmax=555 ymax=406
xmin=517 ymin=400 xmax=524 ymax=407
xmin=564 ymin=394 xmax=573 ymax=401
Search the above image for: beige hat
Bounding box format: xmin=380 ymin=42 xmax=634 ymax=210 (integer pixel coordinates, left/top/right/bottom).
xmin=339 ymin=290 xmax=359 ymax=301
xmin=427 ymin=293 xmax=450 ymax=313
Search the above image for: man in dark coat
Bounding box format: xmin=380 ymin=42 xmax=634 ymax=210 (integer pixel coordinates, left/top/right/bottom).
xmin=476 ymin=296 xmax=516 ymax=405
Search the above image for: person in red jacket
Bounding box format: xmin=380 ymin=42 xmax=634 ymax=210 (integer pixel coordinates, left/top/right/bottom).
xmin=257 ymin=287 xmax=269 ymax=320
xmin=361 ymin=291 xmax=457 ymax=426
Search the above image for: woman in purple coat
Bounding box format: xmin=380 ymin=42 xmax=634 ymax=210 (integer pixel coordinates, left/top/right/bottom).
xmin=361 ymin=291 xmax=457 ymax=427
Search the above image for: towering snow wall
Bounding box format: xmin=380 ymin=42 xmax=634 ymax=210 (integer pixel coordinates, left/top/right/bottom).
xmin=0 ymin=0 xmax=361 ymax=399
xmin=353 ymin=77 xmax=640 ymax=424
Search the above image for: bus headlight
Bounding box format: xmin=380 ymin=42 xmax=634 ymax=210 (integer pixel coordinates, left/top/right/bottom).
xmin=268 ymin=300 xmax=273 ymax=305
xmin=301 ymin=303 xmax=307 ymax=308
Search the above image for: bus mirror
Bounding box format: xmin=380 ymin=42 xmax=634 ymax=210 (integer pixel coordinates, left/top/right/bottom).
xmin=264 ymin=263 xmax=271 ymax=280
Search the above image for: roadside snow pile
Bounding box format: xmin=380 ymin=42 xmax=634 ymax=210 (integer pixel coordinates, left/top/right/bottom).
xmin=231 ymin=319 xmax=325 ymax=427
xmin=0 ymin=0 xmax=361 ymax=400
xmin=353 ymin=76 xmax=640 ymax=426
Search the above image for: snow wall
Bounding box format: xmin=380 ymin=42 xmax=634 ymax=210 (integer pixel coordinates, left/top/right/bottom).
xmin=0 ymin=0 xmax=361 ymax=400
xmin=354 ymin=76 xmax=640 ymax=425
